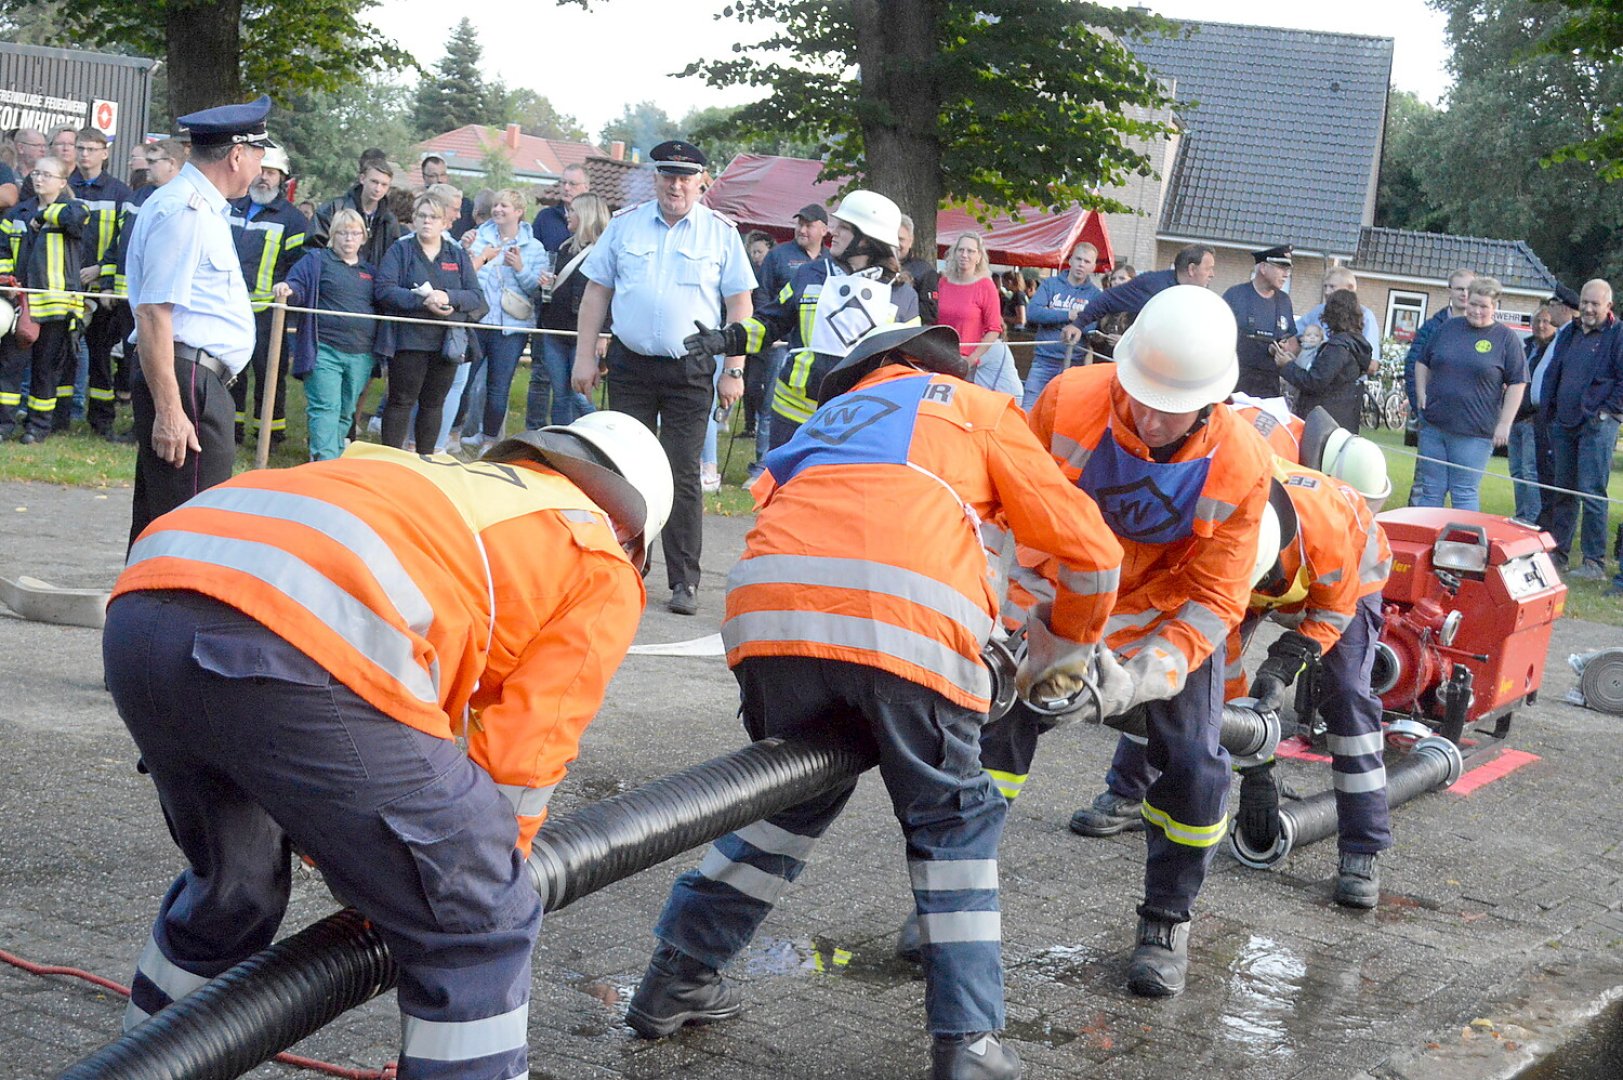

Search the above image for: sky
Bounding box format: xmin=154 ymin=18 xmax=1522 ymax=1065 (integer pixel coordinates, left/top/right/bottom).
xmin=371 ymin=0 xmax=1454 ymax=142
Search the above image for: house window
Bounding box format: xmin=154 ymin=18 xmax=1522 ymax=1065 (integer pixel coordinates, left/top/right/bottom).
xmin=1385 ymin=290 xmax=1428 ymax=343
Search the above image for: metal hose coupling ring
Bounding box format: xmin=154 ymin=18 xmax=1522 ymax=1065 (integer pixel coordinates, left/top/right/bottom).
xmin=1224 ymin=697 xmax=1283 ymax=769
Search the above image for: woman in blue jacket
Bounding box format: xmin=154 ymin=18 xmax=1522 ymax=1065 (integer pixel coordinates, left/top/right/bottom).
xmin=374 ymin=194 xmax=485 ymax=451
xmin=275 ymin=208 xmax=378 ymax=460
xmin=462 ymin=188 xmax=547 ymax=451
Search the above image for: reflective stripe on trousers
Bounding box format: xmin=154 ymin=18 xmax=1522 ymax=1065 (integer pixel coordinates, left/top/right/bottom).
xmin=654 ymin=656 xmax=1008 ymax=1035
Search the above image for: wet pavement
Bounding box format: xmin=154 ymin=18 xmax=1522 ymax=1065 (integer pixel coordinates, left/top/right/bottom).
xmin=1 ymin=479 xmax=1621 ymax=1079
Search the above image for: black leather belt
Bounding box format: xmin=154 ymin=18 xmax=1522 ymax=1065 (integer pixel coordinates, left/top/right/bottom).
xmin=172 ymin=342 xmax=237 ymax=389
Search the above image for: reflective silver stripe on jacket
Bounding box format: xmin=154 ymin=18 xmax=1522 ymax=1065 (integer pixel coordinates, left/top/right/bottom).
xmin=1105 ymin=606 xmax=1163 ymax=638
xmin=128 ymin=530 xmax=439 ymax=703
xmin=736 ymin=820 xmax=818 ymax=861
xmin=1333 ymin=766 xmax=1387 ymax=794
xmin=401 ymin=1001 xmax=529 ymax=1062
xmin=1314 ymin=568 xmax=1345 ymax=586
xmin=698 ymin=846 xmax=790 ymax=905
xmin=729 ymin=554 xmax=995 ymax=642
xmin=498 ymin=782 xmax=558 ymax=818
xmin=909 ymin=859 xmax=999 ymax=892
xmin=722 ymin=610 xmax=990 ymax=701
xmin=1328 ymin=731 xmax=1384 ymax=758
xmin=918 ymin=910 xmax=1001 ymax=944
xmin=1058 ymin=564 xmax=1120 ymax=596
xmin=1050 ymin=432 xmax=1093 ymax=471
xmin=1196 ymin=495 xmax=1238 ymax=525
xmin=1172 ymin=600 xmax=1229 ymax=648
xmin=183 ymin=487 xmax=435 ymax=635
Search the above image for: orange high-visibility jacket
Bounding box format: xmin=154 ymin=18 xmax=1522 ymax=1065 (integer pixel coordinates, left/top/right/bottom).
xmin=1233 ymin=403 xmax=1305 ymax=463
xmin=726 ymin=365 xmax=1123 ymax=712
xmin=1222 ymin=460 xmax=1394 ymax=699
xmin=1026 ymin=364 xmax=1273 ymax=701
xmin=113 ymin=445 xmax=646 ymax=854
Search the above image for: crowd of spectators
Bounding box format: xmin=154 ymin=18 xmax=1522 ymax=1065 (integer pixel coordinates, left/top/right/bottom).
xmin=3 ymin=124 xmax=1620 ymax=595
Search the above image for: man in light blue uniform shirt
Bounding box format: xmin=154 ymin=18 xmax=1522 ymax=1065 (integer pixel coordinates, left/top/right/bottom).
xmin=572 ymin=139 xmax=755 ymax=615
xmin=125 ymin=95 xmax=269 ymax=548
xmin=1023 ymin=240 xmax=1102 ymax=408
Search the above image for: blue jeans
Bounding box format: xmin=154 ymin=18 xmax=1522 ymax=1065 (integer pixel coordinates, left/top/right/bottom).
xmin=1507 ymin=418 xmax=1542 ymax=522
xmin=1415 ymin=423 xmax=1493 ymax=510
xmin=425 ymin=361 xmax=470 ymax=452
xmin=304 ymin=343 xmax=375 ymax=461
xmin=471 ymin=329 xmax=527 ymax=439
xmin=1549 ymin=414 xmax=1620 ymax=566
xmin=755 ymin=345 xmax=786 ymax=462
xmin=525 ymin=333 xmax=594 ymax=429
xmin=1022 ymin=352 xmax=1068 ymax=410
xmin=702 ymin=358 xmax=724 ymax=468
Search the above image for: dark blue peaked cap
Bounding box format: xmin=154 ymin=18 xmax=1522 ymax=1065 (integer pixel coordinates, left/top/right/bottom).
xmin=178 ymin=95 xmax=276 ymax=148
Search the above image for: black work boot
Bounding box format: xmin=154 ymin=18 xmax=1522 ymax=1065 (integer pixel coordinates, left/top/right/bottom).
xmin=896 ymin=909 xmax=923 ymax=962
xmin=626 ymin=943 xmax=744 ymax=1039
xmin=1126 ymin=907 xmax=1190 ymax=998
xmin=931 ymin=1032 xmax=1022 ymax=1080
xmin=1068 ymin=789 xmax=1145 ymax=837
xmin=1334 ymin=851 xmax=1380 ymax=909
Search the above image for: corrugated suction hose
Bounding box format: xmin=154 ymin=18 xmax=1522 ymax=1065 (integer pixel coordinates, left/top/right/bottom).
xmin=58 ymin=736 xmax=878 ymax=1080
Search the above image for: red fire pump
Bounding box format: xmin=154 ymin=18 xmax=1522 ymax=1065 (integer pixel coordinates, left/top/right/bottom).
xmin=1371 ymin=509 xmax=1566 ymax=740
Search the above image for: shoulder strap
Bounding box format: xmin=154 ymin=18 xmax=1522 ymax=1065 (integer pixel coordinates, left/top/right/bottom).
xmin=553 ymin=243 xmax=593 ymax=289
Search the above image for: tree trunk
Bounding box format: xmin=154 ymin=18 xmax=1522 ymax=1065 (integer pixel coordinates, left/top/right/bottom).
xmin=852 ymin=0 xmax=944 ymax=262
xmin=166 ymin=0 xmax=243 ymax=118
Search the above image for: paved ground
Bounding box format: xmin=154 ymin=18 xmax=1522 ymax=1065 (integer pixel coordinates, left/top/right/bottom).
xmin=2 ymin=479 xmax=1622 ymax=1080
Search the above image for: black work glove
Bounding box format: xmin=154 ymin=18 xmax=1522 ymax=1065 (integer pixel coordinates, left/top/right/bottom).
xmin=683 ymin=320 xmax=746 ymax=363
xmin=1249 ymin=630 xmax=1321 ymax=713
xmin=1236 ymin=762 xmax=1281 ymax=851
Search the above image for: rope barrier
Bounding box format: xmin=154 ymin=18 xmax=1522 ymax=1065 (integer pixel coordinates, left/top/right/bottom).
xmin=1382 ymin=440 xmax=1623 ymax=511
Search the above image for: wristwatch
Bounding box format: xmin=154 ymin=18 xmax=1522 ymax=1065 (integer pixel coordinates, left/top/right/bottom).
xmin=722 ymin=367 xmax=745 ymax=378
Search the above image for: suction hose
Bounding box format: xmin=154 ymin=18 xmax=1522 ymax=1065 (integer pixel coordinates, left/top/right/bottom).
xmin=1105 ymin=698 xmax=1282 ymax=769
xmin=57 ymin=736 xmax=878 ymax=1080
xmin=1228 ymin=734 xmax=1464 ymax=870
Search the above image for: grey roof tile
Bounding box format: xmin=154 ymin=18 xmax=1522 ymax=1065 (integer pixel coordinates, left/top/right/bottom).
xmin=1354 ymin=227 xmax=1561 ymax=292
xmin=1133 ymin=20 xmax=1394 ymax=255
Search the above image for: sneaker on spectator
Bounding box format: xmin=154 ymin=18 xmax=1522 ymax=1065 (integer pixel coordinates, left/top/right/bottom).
xmin=366 ymin=414 xmax=382 ymax=437
xmin=1570 ymin=560 xmax=1606 ymax=582
xmin=701 ymin=465 xmax=721 ymax=493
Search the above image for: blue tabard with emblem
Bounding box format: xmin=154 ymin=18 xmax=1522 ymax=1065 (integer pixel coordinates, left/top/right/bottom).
xmin=763 ymin=373 xmax=936 ymax=484
xmin=1077 ymin=417 xmax=1213 ymax=546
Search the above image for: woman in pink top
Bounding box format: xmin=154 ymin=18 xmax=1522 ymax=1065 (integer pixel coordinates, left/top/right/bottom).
xmin=937 ymin=233 xmax=1002 ymax=361
xmin=936 ymin=232 xmax=1022 ymax=398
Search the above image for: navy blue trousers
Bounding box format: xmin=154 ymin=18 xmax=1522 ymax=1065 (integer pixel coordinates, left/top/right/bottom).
xmin=1103 ymin=596 xmax=1392 ymax=856
xmin=653 ymin=656 xmax=1008 ymax=1035
xmin=105 ymin=591 xmax=540 ymax=1080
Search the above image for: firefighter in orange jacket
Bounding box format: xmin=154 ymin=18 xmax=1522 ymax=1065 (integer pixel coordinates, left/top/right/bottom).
xmin=1225 ymin=460 xmax=1395 ymax=906
xmin=627 ymin=325 xmax=1122 ymax=1080
xmin=1026 ymin=285 xmax=1274 ymax=998
xmin=103 ymin=412 xmax=672 ymax=1080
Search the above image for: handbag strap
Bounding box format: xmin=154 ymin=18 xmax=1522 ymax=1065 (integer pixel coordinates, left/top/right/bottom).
xmin=553 ymin=243 xmax=593 ymax=290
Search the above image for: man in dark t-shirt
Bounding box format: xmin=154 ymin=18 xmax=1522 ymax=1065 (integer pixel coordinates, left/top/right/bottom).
xmin=1224 ymin=244 xmax=1299 ymax=398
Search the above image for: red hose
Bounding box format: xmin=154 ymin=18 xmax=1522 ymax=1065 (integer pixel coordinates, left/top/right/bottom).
xmin=0 ymin=946 xmax=397 ymax=1080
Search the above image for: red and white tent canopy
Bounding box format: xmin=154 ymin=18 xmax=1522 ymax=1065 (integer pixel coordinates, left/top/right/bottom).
xmin=703 ymin=153 xmax=1114 ymax=271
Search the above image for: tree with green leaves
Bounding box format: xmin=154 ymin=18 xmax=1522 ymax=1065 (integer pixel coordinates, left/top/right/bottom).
xmin=599 ymin=101 xmax=681 ymax=158
xmin=4 ymin=0 xmax=411 ymax=122
xmin=502 ymin=87 xmax=589 ymax=143
xmin=1540 ymin=0 xmax=1623 ymax=181
xmin=275 ymin=78 xmax=419 ymax=204
xmin=1375 ymin=88 xmax=1448 ymax=233
xmin=674 ymin=0 xmax=1175 ymax=256
xmin=676 ymin=105 xmax=825 ymax=171
xmin=412 ymin=17 xmax=501 ymax=137
xmin=1416 ymin=0 xmax=1623 ymax=282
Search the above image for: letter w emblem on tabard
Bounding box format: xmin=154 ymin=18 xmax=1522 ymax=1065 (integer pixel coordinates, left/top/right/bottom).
xmin=805 ymin=395 xmax=900 ymax=446
xmin=1096 ymin=476 xmax=1182 ymax=541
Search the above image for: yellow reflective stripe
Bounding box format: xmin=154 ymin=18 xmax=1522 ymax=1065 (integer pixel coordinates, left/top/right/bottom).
xmin=27 ymin=395 xmax=56 ymax=411
xmin=772 ymin=347 xmax=819 ymax=422
xmin=1141 ymin=801 xmax=1227 ymax=848
xmin=88 ymin=387 xmax=117 ymax=401
xmin=742 ymin=316 xmax=767 ymax=354
xmin=984 ymin=768 xmax=1027 ymax=800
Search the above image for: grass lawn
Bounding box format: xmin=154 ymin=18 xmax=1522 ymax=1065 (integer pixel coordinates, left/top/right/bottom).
xmin=7 ymin=372 xmax=1621 ymax=624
